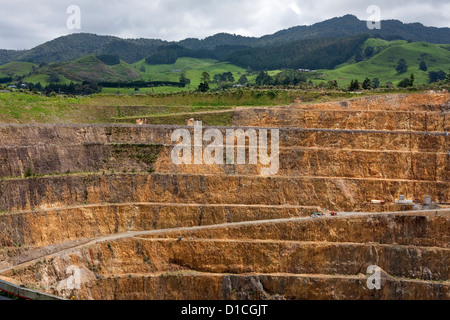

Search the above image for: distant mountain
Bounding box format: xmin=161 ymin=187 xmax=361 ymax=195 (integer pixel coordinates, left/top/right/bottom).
xmin=16 ymin=34 xmax=117 ymax=64
xmin=0 ymin=34 xmax=167 ymax=65
xmin=0 ymin=15 xmax=449 ymax=66
xmin=27 ymin=55 xmax=141 ymax=83
xmin=0 ymin=49 xmax=25 ymax=65
xmin=256 ymin=15 xmax=450 ymax=46
xmin=175 ymin=15 xmax=450 ymax=49
xmin=226 ymin=35 xmax=371 ymax=70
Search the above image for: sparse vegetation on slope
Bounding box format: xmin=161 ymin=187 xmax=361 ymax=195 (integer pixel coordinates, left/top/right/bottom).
xmin=318 ymin=39 xmax=450 ymax=86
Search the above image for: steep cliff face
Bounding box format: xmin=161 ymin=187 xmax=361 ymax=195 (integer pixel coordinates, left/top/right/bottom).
xmin=153 ymin=146 xmax=449 ymax=180
xmin=233 ymin=109 xmax=449 ymax=131
xmin=0 ymin=174 xmax=448 ymax=213
xmin=2 ymin=125 xmax=446 ymax=149
xmin=2 ymin=211 xmax=449 ymax=300
xmin=292 ymin=93 xmax=450 ymax=111
xmin=0 ymin=143 xmax=163 ymax=178
xmin=0 ymin=203 xmax=317 ymax=271
xmin=84 ymin=273 xmax=449 ymax=300
xmin=0 ymin=93 xmax=448 ymax=300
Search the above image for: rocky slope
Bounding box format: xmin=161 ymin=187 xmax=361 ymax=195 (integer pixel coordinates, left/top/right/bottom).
xmin=0 ymin=92 xmax=448 ymax=300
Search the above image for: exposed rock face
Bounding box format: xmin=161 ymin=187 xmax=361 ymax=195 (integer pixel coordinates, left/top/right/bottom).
xmin=0 ymin=93 xmax=448 ymax=300
xmin=0 ymin=173 xmax=449 ymax=213
xmin=233 ymin=109 xmax=449 ymax=131
xmin=2 ymin=211 xmax=449 ymax=300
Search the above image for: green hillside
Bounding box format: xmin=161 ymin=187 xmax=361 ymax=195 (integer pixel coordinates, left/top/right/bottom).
xmin=20 ymin=55 xmax=141 ymax=85
xmin=2 ymin=38 xmax=449 ymax=92
xmin=131 ymin=57 xmax=248 ymax=89
xmin=0 ymin=61 xmax=36 ymax=78
xmin=319 ymin=39 xmax=450 ymax=86
xmin=1 ymin=56 xmax=248 ymax=89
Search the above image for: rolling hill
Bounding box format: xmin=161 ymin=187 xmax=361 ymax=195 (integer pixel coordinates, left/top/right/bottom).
xmin=0 ymin=15 xmax=449 ymax=66
xmin=22 ymin=55 xmax=141 ymax=84
xmin=1 ymin=36 xmax=449 ymax=89
xmin=132 ymin=57 xmax=247 ymax=88
xmin=0 ymin=61 xmax=36 ymax=78
xmin=1 ymin=11 xmax=449 ymax=90
xmin=318 ymin=39 xmax=450 ymax=86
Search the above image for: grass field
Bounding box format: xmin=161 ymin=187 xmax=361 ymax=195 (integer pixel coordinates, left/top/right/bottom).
xmin=20 ymin=56 xmax=141 ymax=85
xmin=318 ymin=39 xmax=450 ymax=87
xmin=102 ymin=86 xmax=190 ymax=94
xmin=0 ymin=61 xmax=36 ymax=78
xmin=131 ymin=57 xmax=249 ymax=88
xmin=0 ymin=89 xmax=368 ymax=124
xmin=0 ymin=91 xmax=83 ymax=123
xmin=23 ymin=73 xmax=74 ymax=85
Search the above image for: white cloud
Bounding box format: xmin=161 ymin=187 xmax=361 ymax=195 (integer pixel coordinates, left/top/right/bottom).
xmin=0 ymin=0 xmax=448 ymax=49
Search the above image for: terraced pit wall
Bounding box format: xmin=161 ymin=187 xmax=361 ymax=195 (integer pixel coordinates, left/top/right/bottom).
xmin=0 ymin=93 xmax=448 ymax=300
xmin=0 ymin=123 xmax=448 ymax=213
xmin=2 ymin=211 xmax=448 ymax=300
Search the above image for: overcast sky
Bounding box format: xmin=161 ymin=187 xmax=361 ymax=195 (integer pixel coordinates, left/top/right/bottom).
xmin=1 ymin=0 xmax=449 ymax=50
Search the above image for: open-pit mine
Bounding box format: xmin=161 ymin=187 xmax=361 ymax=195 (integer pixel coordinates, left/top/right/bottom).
xmin=0 ymin=92 xmax=449 ymax=300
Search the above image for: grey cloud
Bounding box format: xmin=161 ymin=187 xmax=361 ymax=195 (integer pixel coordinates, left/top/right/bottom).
xmin=0 ymin=0 xmax=448 ymax=49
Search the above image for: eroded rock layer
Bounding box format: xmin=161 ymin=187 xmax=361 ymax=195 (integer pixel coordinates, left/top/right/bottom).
xmin=0 ymin=93 xmax=449 ymax=300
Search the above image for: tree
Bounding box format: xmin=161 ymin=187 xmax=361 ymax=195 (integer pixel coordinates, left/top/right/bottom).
xmin=372 ymin=78 xmax=380 ymax=89
xmin=213 ymin=72 xmax=235 ymax=83
xmin=255 ymin=71 xmax=273 ymax=86
xmin=364 ymin=46 xmax=374 ymax=58
xmin=68 ymin=81 xmax=75 ymax=93
xmin=140 ymin=65 xmax=146 ymax=73
xmin=362 ymin=77 xmax=372 ymax=90
xmin=223 ymin=72 xmax=234 ymax=83
xmin=355 ymin=51 xmax=363 ymax=62
xmin=396 ymin=59 xmax=408 ymax=73
xmin=197 ymin=81 xmax=209 ymax=92
xmin=348 ymin=79 xmax=360 ymax=91
xmin=198 ymin=72 xmax=211 ymax=91
xmin=49 ymin=72 xmax=60 ymax=83
xmin=227 ymin=34 xmax=369 ymax=71
xmin=398 ymin=78 xmax=412 ymax=88
xmin=179 ymin=72 xmax=190 ymax=86
xmin=96 ymin=54 xmax=120 ymax=66
xmin=238 ymin=75 xmax=248 ymax=85
xmin=419 ymin=61 xmax=428 ymax=72
xmin=410 ymin=73 xmax=415 ymax=86
xmin=201 ymin=72 xmax=210 ymax=83
xmin=272 ymin=70 xmax=306 ymax=86
xmin=327 ymin=80 xmax=338 ymax=90
xmin=429 ymin=70 xmax=447 ymax=83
